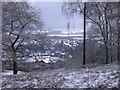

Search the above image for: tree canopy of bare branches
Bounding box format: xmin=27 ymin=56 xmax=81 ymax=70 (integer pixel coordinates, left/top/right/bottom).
xmin=2 ymin=2 xmax=44 ymax=74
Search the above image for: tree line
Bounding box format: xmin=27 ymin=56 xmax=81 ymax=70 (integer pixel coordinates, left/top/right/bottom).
xmin=62 ymin=2 xmax=120 ymax=65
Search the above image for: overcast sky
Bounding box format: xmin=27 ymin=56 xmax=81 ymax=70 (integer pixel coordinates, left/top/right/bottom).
xmin=30 ymin=2 xmax=84 ymax=32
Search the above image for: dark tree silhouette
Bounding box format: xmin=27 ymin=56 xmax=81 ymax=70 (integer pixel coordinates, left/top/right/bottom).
xmin=2 ymin=2 xmax=43 ymax=74
xmin=83 ymin=2 xmax=86 ymax=65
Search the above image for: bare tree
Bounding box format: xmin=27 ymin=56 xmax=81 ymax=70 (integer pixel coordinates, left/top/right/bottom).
xmin=2 ymin=2 xmax=43 ymax=74
xmin=62 ymin=2 xmax=119 ymax=64
xmin=62 ymin=2 xmax=87 ymax=65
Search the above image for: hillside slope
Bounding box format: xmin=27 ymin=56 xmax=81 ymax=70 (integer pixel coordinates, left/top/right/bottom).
xmin=1 ymin=63 xmax=119 ymax=88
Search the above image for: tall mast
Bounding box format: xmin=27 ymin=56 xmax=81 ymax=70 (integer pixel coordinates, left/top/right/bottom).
xmin=67 ymin=21 xmax=70 ymax=38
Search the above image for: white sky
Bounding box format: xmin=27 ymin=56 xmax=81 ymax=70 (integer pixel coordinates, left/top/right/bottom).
xmin=30 ymin=2 xmax=84 ymax=32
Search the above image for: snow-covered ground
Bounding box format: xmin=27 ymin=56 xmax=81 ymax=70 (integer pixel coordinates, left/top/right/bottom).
xmin=26 ymin=55 xmax=62 ymax=63
xmin=1 ymin=70 xmax=25 ymax=75
xmin=1 ymin=63 xmax=119 ymax=88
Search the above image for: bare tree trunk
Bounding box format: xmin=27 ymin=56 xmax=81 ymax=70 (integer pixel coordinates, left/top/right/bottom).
xmin=118 ymin=2 xmax=120 ymax=63
xmin=104 ymin=3 xmax=109 ymax=64
xmin=117 ymin=40 xmax=119 ymax=62
xmin=118 ymin=27 xmax=120 ymax=63
xmin=83 ymin=2 xmax=86 ymax=65
xmin=104 ymin=41 xmax=109 ymax=64
xmin=12 ymin=51 xmax=17 ymax=74
xmin=109 ymin=25 xmax=113 ymax=63
xmin=110 ymin=43 xmax=113 ymax=63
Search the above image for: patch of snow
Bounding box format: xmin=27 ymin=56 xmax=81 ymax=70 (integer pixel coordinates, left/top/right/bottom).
xmin=1 ymin=70 xmax=24 ymax=75
xmin=26 ymin=58 xmax=36 ymax=63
